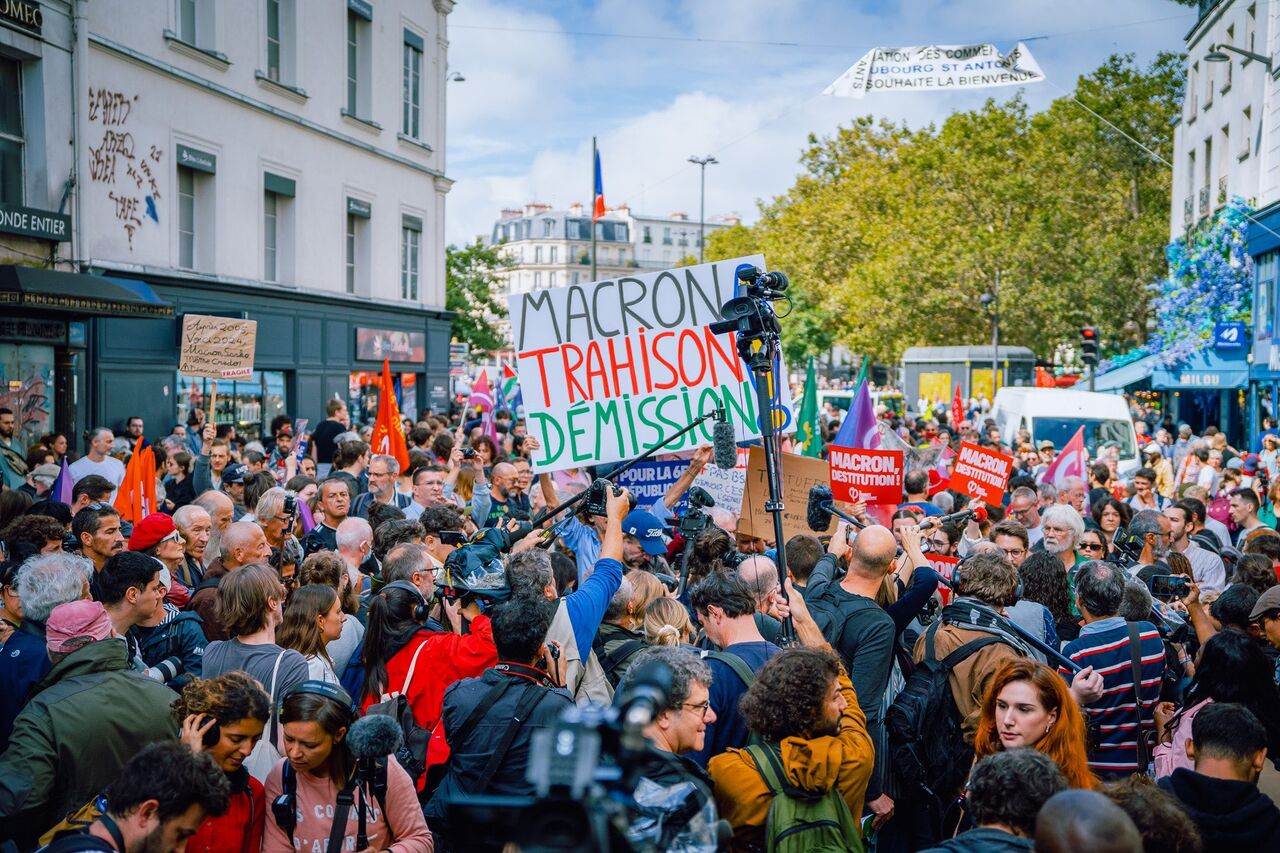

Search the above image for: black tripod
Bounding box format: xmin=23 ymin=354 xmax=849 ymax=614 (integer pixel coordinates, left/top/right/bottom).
xmin=710 ymin=264 xmax=796 ymax=645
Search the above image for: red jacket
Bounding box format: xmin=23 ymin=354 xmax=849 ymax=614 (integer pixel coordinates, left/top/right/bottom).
xmin=187 ymin=768 xmax=264 ymax=853
xmin=361 ymin=618 xmax=497 ymax=770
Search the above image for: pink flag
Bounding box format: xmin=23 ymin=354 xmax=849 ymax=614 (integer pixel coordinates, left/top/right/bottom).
xmin=1041 ymin=426 xmax=1087 ymax=489
xmin=52 ymin=457 xmax=73 ymax=505
xmin=831 ymin=380 xmax=879 ymax=449
xmin=468 ymin=372 xmax=494 ymax=413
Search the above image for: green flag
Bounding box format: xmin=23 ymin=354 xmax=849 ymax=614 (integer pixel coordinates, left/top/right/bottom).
xmin=796 ymin=357 xmax=821 ymax=457
xmin=854 ymin=355 xmax=869 ymax=391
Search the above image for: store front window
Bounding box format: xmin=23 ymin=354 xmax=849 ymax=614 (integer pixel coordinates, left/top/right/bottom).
xmin=177 ymin=371 xmax=288 ymax=442
xmin=349 ymin=371 xmax=417 ymax=426
xmin=0 ymin=344 xmax=54 ymax=450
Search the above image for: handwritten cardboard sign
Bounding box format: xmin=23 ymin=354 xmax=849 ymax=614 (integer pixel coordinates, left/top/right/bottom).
xmin=179 ymin=314 xmax=257 ymax=379
xmin=828 ymin=445 xmax=904 ymax=505
xmin=949 ymin=441 xmax=1014 ymax=506
xmin=738 ymin=447 xmax=840 ymax=544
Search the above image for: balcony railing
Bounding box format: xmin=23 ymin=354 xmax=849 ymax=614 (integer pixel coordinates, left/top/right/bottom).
xmin=1199 ymin=186 xmax=1211 ymax=215
xmin=1218 ymin=175 xmax=1228 ymax=205
xmin=1184 ymin=196 xmax=1194 ymax=225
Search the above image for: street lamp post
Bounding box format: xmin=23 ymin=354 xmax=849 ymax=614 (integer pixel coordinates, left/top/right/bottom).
xmin=688 ymin=155 xmax=718 ymax=263
xmin=979 ymin=270 xmax=1000 ymax=402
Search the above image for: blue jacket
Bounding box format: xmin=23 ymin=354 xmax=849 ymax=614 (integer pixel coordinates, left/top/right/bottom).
xmin=131 ymin=609 xmax=207 ymax=689
xmin=0 ymin=623 xmax=51 ymax=752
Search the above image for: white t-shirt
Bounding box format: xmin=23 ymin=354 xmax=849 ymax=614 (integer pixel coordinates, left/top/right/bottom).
xmin=68 ymin=455 xmax=127 ymax=501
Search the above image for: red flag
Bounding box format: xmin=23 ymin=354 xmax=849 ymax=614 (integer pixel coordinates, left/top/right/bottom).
xmin=951 ymin=384 xmax=965 ymax=428
xmin=468 ymin=371 xmax=494 ymax=413
xmin=1041 ymin=426 xmax=1087 ymax=489
xmin=370 ymin=359 xmax=410 ymax=470
xmin=114 ymin=437 xmax=156 ymax=525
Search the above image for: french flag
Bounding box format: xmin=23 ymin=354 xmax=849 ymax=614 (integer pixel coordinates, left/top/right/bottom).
xmin=593 ymin=149 xmax=606 ymax=221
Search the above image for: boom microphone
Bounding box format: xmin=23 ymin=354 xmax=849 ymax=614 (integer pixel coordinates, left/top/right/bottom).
xmin=919 ymin=505 xmax=988 ymax=530
xmin=712 ymin=419 xmax=738 ymax=469
xmin=346 ymin=713 xmax=404 ymax=759
xmin=806 ymin=484 xmax=866 ymax=532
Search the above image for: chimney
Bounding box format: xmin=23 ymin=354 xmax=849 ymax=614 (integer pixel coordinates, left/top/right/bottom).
xmin=499 ymin=208 xmax=522 ymax=220
xmin=569 ymin=202 xmax=583 ymax=216
xmin=524 ymin=202 xmax=551 ymax=216
xmin=670 ymin=212 xmax=688 ymax=220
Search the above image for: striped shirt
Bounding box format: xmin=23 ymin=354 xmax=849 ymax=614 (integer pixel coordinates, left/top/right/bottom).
xmin=1060 ymin=617 xmax=1164 ymax=778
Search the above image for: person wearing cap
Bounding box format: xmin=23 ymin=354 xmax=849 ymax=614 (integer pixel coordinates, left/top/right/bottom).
xmin=0 ymin=600 xmax=178 ymax=849
xmin=1251 ymin=586 xmax=1280 ymax=666
xmin=20 ymin=462 xmax=60 ymax=500
xmin=1035 ymin=440 xmax=1056 ymax=479
xmin=129 ymin=512 xmax=192 ymax=607
xmin=265 ymin=423 xmax=296 ymax=484
xmin=1142 ymin=442 xmax=1176 ymax=499
xmin=621 ymin=508 xmax=670 ymax=572
xmin=218 ymin=462 xmax=252 ymax=521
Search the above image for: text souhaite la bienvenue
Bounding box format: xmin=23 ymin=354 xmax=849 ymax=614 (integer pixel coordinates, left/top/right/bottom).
xmin=953 ymin=446 xmax=1009 ymax=487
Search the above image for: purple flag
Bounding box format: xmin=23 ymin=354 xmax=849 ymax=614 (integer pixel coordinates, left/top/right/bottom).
xmin=52 ymin=457 xmax=73 ymax=505
xmin=297 ymin=497 xmax=316 ymax=534
xmin=831 ymin=381 xmax=880 ymax=449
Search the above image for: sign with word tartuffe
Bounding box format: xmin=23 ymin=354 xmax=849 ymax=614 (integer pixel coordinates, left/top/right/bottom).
xmin=179 ymin=314 xmax=257 ymax=379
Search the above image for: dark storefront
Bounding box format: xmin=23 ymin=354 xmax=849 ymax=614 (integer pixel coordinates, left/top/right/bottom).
xmin=89 ymin=271 xmax=452 ymax=443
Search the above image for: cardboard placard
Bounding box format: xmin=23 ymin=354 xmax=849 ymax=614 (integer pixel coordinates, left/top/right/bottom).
xmin=179 ymin=314 xmax=257 ymax=379
xmin=738 ymin=447 xmax=841 ymax=544
xmin=828 ymin=445 xmax=904 ymax=505
xmin=949 ymin=441 xmax=1014 ymax=506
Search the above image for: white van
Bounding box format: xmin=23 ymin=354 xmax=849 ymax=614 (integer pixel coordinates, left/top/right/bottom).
xmin=991 ymin=387 xmax=1140 ymax=476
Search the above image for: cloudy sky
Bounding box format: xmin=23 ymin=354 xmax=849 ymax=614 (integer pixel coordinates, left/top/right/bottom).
xmin=444 ymin=1 xmax=1192 ymax=245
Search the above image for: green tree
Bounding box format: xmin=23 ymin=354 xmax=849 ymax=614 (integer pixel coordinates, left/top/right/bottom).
xmin=446 ymin=239 xmax=511 ymax=358
xmin=708 ymin=53 xmax=1184 ymax=365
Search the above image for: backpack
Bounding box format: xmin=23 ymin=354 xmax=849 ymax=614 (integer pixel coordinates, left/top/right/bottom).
xmin=591 ymin=628 xmax=648 ymax=689
xmin=885 ymin=620 xmax=1001 ymax=843
xmin=806 ymin=588 xmax=880 ymax=653
xmin=743 ymin=742 xmax=863 ymax=853
xmin=365 ymin=637 xmax=432 ymax=783
xmin=700 ymin=649 xmax=757 ymax=689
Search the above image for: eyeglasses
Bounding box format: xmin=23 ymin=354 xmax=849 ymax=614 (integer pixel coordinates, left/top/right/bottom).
xmin=679 ymin=701 xmax=712 ymax=719
xmin=1000 ymin=548 xmax=1026 ymax=559
xmin=1080 ymin=542 xmax=1106 ymax=552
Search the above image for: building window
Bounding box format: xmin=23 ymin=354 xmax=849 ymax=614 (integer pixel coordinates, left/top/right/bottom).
xmin=571 ymin=272 xmax=580 ymax=285
xmin=176 ymin=0 xmax=216 ymax=50
xmin=1242 ymin=106 xmax=1253 ymax=158
xmin=178 ymin=0 xmax=197 ymax=42
xmin=264 ymin=0 xmax=298 ymax=84
xmin=663 ymin=227 xmax=672 ymax=245
xmin=179 ymin=372 xmax=287 ymax=442
xmin=549 ymin=271 xmax=557 ymax=288
xmin=346 ymin=197 xmax=371 ymax=295
xmin=534 ymin=271 xmax=542 ymax=288
xmin=1189 ymin=63 xmax=1198 ymax=116
xmin=1258 ymin=251 xmax=1276 ymax=340
xmin=1248 ymin=4 xmax=1257 ymax=53
xmin=401 ymin=216 xmax=422 ymax=300
xmin=534 ymin=245 xmax=543 ymax=263
xmin=642 ymin=226 xmax=651 ymax=244
xmin=346 ymin=214 xmax=357 ymax=293
xmin=346 ymin=4 xmax=372 ymax=118
xmin=0 ymin=57 xmax=22 ymax=206
xmin=264 ymin=191 xmax=278 ymax=282
xmin=402 ymin=31 xmax=423 ymax=138
xmin=543 ymin=218 xmax=553 ymax=237
xmin=178 ymin=167 xmax=196 ymax=269
xmin=266 ymin=0 xmax=281 ymax=79
xmin=549 ymin=246 xmax=557 ymax=263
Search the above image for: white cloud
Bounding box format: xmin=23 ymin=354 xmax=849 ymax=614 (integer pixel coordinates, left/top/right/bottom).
xmin=444 ymin=0 xmax=1192 ymax=245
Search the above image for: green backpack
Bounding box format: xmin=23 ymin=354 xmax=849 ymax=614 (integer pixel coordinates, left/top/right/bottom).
xmin=744 ymin=742 xmax=864 ymax=853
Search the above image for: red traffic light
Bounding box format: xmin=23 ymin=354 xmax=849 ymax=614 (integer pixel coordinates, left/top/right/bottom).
xmin=1080 ymin=326 xmax=1098 ymax=340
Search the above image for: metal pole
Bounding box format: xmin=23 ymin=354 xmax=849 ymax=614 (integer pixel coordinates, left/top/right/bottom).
xmin=591 ymin=136 xmax=598 ymax=281
xmin=688 ymin=155 xmax=717 ymax=264
xmin=992 ymin=270 xmax=1000 ymax=399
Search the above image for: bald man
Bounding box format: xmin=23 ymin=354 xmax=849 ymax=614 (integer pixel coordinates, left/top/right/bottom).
xmin=336 ymin=516 xmax=375 ymax=591
xmin=1035 ymin=790 xmax=1142 ymax=853
xmin=805 ymin=522 xmax=899 ymax=828
xmin=483 ymin=460 xmax=531 ymax=527
xmin=192 ymin=490 xmax=235 ymax=569
xmin=189 ymin=521 xmax=272 ymax=641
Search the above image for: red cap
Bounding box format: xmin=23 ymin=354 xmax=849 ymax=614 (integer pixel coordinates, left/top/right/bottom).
xmin=128 ymin=512 xmax=177 ymax=551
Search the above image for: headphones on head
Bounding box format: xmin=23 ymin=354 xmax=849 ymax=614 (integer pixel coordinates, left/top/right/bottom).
xmin=277 ymin=679 xmax=353 ymax=721
xmin=382 ymin=580 xmax=431 ymax=622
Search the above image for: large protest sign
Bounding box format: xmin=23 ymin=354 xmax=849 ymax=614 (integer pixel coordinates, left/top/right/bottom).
xmin=738 ymin=448 xmax=837 ymax=543
xmin=179 ymin=314 xmax=257 ymax=379
xmin=824 ymin=43 xmax=1044 ymax=99
xmin=828 ymin=445 xmax=904 ymax=505
xmin=615 ymin=460 xmax=689 ymax=514
xmin=509 ymin=256 xmax=796 ymax=472
xmin=949 ymin=441 xmax=1014 ymax=506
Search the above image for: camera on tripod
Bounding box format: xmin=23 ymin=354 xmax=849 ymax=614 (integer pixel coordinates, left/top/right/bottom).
xmin=677 ymin=486 xmax=716 ymax=538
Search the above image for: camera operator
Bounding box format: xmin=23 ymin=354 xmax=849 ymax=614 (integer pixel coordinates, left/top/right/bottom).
xmin=504 ymin=484 xmax=631 ymax=705
xmin=538 ymin=446 xmax=713 ymax=581
xmin=425 ymin=596 xmax=570 ymax=847
xmin=99 ymin=551 xmax=203 ymax=689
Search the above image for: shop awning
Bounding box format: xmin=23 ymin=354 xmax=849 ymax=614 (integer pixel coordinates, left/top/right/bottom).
xmin=1091 ymin=353 xmax=1157 ymax=392
xmin=1152 ymin=347 xmax=1250 ymax=390
xmin=0 ymin=266 xmax=174 ymax=318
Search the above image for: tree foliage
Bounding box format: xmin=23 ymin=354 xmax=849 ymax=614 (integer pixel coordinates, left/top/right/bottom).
xmin=446 ymin=239 xmax=512 ymax=358
xmin=707 ymin=53 xmax=1185 ymax=366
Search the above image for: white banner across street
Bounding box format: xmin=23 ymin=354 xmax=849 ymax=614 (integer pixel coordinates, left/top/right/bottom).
xmin=824 ymin=42 xmax=1045 ymax=99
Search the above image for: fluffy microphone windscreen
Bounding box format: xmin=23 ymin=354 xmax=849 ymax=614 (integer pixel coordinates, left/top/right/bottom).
xmin=346 ymin=714 xmax=403 ymax=759
xmin=807 ymin=484 xmax=835 ymax=532
xmin=712 ymin=421 xmax=738 ymax=470
xmin=972 ymin=505 xmax=988 ymax=523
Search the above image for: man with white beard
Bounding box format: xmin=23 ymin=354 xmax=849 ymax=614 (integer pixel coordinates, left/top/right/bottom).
xmin=1041 ymin=504 xmax=1087 ymax=576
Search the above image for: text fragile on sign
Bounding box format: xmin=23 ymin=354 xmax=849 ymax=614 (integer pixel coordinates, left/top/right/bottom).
xmin=179 ymin=314 xmax=257 ymax=380
xmin=948 ymin=441 xmax=1013 ymax=507
xmin=828 ymin=445 xmax=903 ymax=505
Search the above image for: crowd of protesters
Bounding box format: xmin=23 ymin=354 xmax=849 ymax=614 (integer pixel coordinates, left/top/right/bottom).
xmin=2 ymin=390 xmax=1280 ymax=853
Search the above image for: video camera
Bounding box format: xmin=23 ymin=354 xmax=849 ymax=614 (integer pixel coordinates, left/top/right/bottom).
xmin=435 ymin=525 xmax=523 ymax=606
xmin=677 ymin=486 xmax=715 ymax=539
xmin=442 ymin=659 xmax=724 ymax=852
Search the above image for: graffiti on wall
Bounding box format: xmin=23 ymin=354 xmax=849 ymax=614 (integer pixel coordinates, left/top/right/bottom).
xmin=88 ymin=87 xmax=161 ymax=249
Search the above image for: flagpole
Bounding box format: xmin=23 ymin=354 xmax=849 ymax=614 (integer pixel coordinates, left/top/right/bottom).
xmin=591 ymin=136 xmax=598 ymax=281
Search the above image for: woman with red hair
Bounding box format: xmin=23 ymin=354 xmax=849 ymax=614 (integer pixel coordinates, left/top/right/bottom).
xmin=974 ymin=658 xmax=1097 ymax=790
